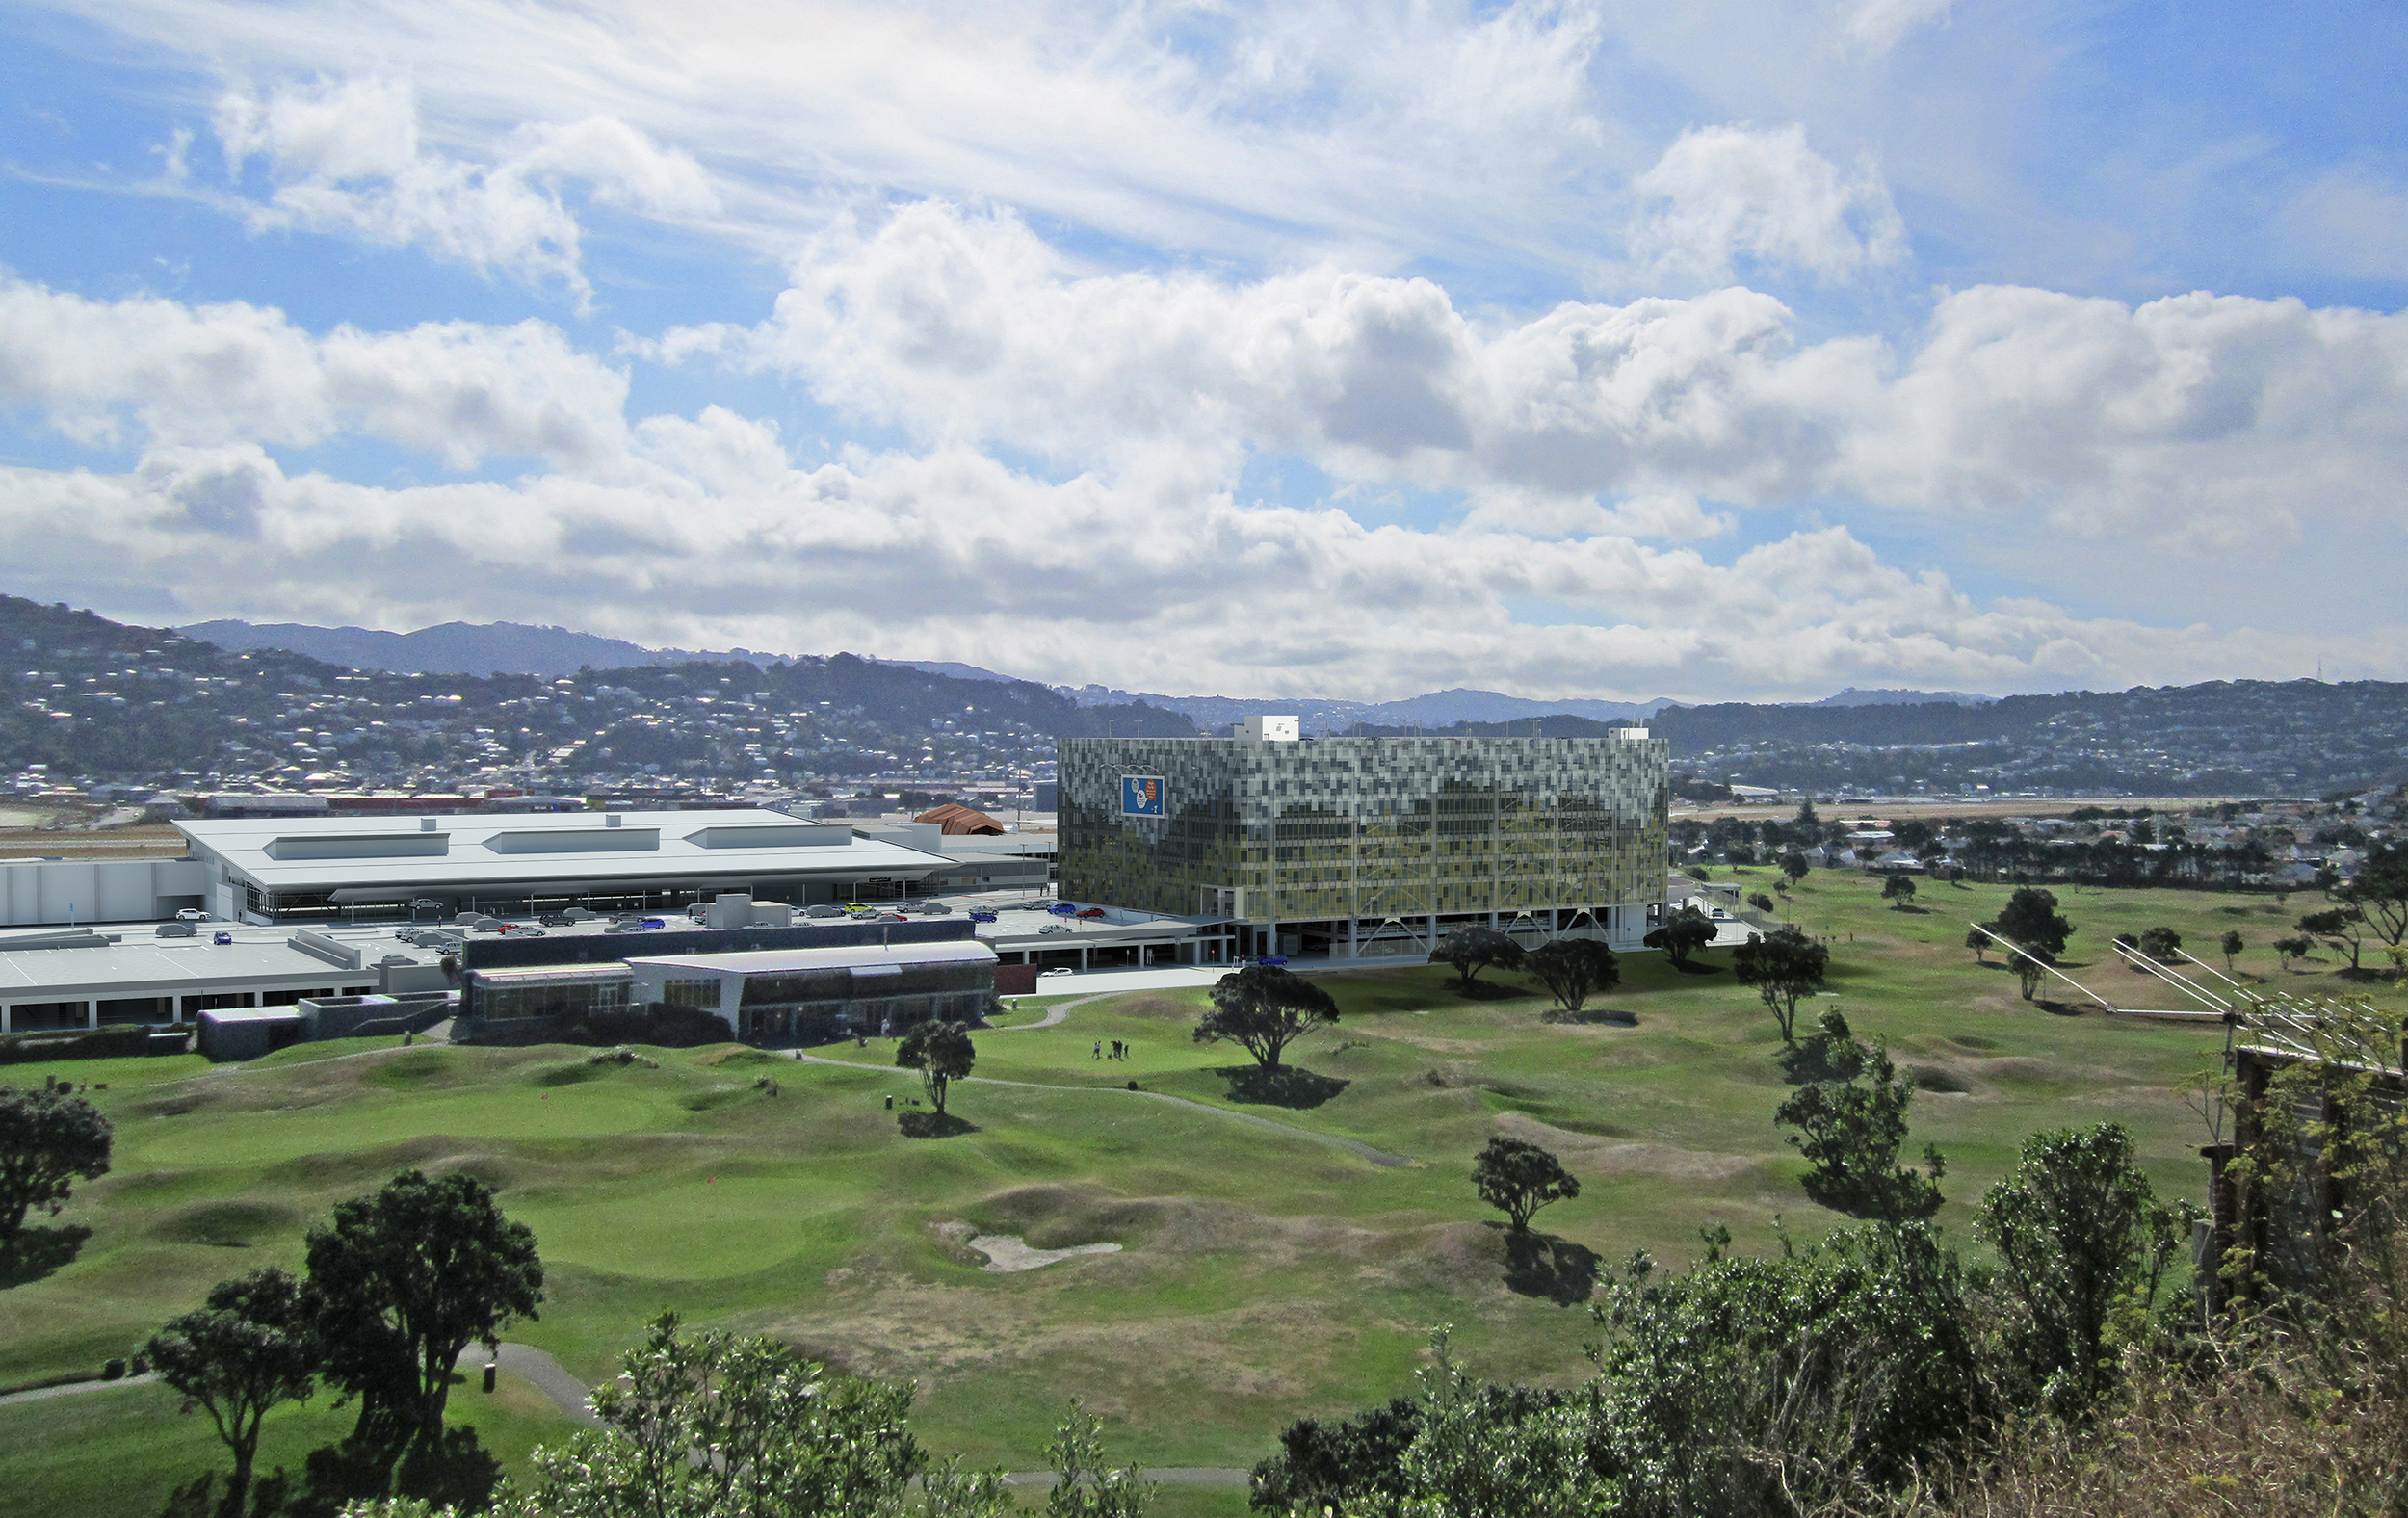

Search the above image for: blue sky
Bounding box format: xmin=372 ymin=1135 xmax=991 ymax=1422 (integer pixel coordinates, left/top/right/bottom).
xmin=0 ymin=0 xmax=2402 ymax=701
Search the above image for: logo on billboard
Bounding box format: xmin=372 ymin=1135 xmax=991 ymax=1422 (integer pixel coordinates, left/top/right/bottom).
xmin=1120 ymin=775 xmax=1165 ymax=816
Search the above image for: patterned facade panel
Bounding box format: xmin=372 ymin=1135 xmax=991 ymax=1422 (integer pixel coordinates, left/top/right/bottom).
xmin=1059 ymin=735 xmax=1668 ymax=922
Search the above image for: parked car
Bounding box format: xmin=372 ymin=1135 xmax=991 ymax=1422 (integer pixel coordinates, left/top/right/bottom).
xmin=212 ymin=931 xmax=233 ymax=946
xmin=1048 ymin=903 xmax=1080 ymax=916
xmin=155 ymin=922 xmax=196 ymax=938
xmin=1037 ymin=923 xmax=1072 ymax=935
xmin=913 ymin=902 xmax=954 ymax=915
xmin=968 ymin=911 xmax=998 ymax=924
xmin=1256 ymin=954 xmax=1289 ymax=967
xmin=639 ymin=917 xmax=666 ymax=929
xmin=803 ymin=904 xmax=847 ymax=919
xmin=1076 ymin=907 xmax=1107 ymax=919
xmin=514 ymin=928 xmax=547 ymax=937
xmin=537 ymin=913 xmax=575 ymax=927
xmin=1039 ymin=967 xmax=1073 ymax=977
xmin=175 ymin=907 xmax=208 ymax=921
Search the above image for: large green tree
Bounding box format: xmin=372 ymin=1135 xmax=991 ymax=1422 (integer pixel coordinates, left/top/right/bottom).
xmin=1428 ymin=927 xmax=1525 ymax=989
xmin=1471 ymin=1137 xmax=1580 ymax=1233
xmin=501 ymin=1310 xmax=1008 ymax=1518
xmin=0 ymin=1083 xmax=111 ymax=1246
xmin=1774 ymin=1030 xmax=1944 ymax=1221
xmin=896 ymin=1021 xmax=977 ymax=1115
xmin=1523 ymin=939 xmax=1619 ymax=1013
xmin=2299 ymin=907 xmax=2366 ymax=973
xmin=1643 ymin=904 xmax=1718 ymax=969
xmin=2339 ymin=841 xmax=2408 ymax=951
xmin=144 ymin=1268 xmax=319 ymax=1512
xmin=1995 ymin=887 xmax=2074 ymax=962
xmin=1731 ymin=927 xmax=1830 ymax=1042
xmin=1194 ymin=965 xmax=1339 ymax=1072
xmin=1975 ymin=1123 xmax=2182 ymax=1419
xmin=305 ymin=1169 xmax=543 ymax=1446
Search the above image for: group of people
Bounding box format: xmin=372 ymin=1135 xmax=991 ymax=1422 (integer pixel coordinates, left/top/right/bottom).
xmin=1092 ymin=1039 xmax=1133 ymax=1060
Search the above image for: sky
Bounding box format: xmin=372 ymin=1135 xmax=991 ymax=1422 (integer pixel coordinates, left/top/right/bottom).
xmin=0 ymin=1 xmax=2403 ymax=704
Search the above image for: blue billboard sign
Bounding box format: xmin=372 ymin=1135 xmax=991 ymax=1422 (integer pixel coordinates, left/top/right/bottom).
xmin=1120 ymin=775 xmax=1165 ymax=816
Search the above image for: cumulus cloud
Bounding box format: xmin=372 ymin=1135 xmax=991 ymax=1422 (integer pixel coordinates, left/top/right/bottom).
xmin=1626 ymin=124 xmax=1906 ymax=284
xmin=212 ymin=76 xmax=717 ymax=303
xmin=678 ymin=201 xmax=2408 ymax=553
xmin=0 ymin=275 xmax=630 ymax=468
xmin=4 ymin=256 xmax=2402 ymax=701
xmin=2 ymin=431 xmax=2395 ymax=702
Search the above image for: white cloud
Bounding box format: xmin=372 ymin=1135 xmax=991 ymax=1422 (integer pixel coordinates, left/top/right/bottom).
xmin=680 ymin=201 xmax=2408 ymax=557
xmin=0 ymin=275 xmax=631 ymax=468
xmin=1627 ymin=123 xmax=1907 ymax=284
xmin=212 ymin=76 xmax=716 ymax=303
xmin=2284 ymin=166 xmax=2408 ymax=281
xmin=1843 ymin=0 xmax=1952 ymax=53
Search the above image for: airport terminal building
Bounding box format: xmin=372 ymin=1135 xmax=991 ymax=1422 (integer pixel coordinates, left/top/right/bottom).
xmin=1059 ymin=721 xmax=1671 ymax=958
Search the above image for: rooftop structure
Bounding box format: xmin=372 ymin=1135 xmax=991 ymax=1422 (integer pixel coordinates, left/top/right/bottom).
xmin=173 ymin=808 xmax=958 ymax=925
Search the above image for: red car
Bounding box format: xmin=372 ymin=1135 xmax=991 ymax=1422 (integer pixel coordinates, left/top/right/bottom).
xmin=1076 ymin=907 xmax=1107 ymax=919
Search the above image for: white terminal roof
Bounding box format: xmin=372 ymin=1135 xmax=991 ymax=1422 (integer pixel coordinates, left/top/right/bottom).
xmin=174 ymin=809 xmax=955 ymax=898
xmin=0 ymin=925 xmax=436 ymax=1003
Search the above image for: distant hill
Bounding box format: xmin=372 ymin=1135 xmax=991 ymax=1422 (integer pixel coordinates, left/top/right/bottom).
xmin=176 ymin=619 xmax=786 ymax=678
xmin=1809 ymin=687 xmax=1995 ymax=707
xmin=1059 ymin=684 xmax=1671 ymax=733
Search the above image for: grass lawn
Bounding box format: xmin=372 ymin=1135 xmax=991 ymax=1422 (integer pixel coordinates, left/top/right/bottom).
xmin=1 ymin=868 xmax=2395 ymax=1511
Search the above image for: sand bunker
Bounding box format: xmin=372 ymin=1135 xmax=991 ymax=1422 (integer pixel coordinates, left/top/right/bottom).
xmin=967 ymin=1233 xmax=1123 ymax=1272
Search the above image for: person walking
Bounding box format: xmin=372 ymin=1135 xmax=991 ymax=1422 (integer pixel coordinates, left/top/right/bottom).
xmin=1093 ymin=1040 xmax=1102 ymax=1060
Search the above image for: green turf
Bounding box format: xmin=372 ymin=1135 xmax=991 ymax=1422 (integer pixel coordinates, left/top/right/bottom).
xmin=0 ymin=1366 xmax=576 ymax=1515
xmin=0 ymin=869 xmax=2394 ymax=1511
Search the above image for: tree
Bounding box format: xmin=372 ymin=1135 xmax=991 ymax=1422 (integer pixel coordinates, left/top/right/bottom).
xmin=1731 ymin=927 xmax=1830 ymax=1042
xmin=1781 ymin=851 xmax=1811 ymax=888
xmin=1193 ymin=965 xmax=1339 ymax=1072
xmin=1995 ymin=886 xmax=2074 ymax=962
xmin=1643 ymin=904 xmax=1717 ymax=969
xmin=1747 ymin=891 xmax=1776 ymax=915
xmin=1880 ymin=875 xmax=1918 ymax=909
xmin=1044 ymin=1400 xmax=1155 ymax=1518
xmin=1976 ymin=1124 xmax=2182 ymax=1420
xmin=1472 ymin=1137 xmax=1580 ymax=1233
xmin=897 ymin=1021 xmax=977 ymax=1114
xmin=2338 ymin=841 xmax=2408 ymax=951
xmin=143 ymin=1268 xmax=318 ymax=1512
xmin=2011 ymin=948 xmax=2048 ymax=1001
xmin=2137 ymin=925 xmax=2183 ymax=964
xmin=1776 ymin=1008 xmax=1869 ymax=1086
xmin=1774 ymin=1031 xmax=1944 ymax=1221
xmin=501 ymin=1310 xmax=1001 ymax=1518
xmin=0 ymin=1084 xmax=111 ymax=1246
xmin=305 ymin=1169 xmax=543 ymax=1446
xmin=1796 ymin=798 xmax=1820 ymax=826
xmin=1523 ymin=939 xmax=1619 ymax=1013
xmin=1965 ymin=927 xmax=1990 ymax=963
xmin=2220 ymin=929 xmax=2245 ymax=972
xmin=2273 ymin=933 xmax=2316 ymax=972
xmin=2299 ymin=907 xmax=2366 ymax=973
xmin=1428 ymin=926 xmax=1525 ymax=989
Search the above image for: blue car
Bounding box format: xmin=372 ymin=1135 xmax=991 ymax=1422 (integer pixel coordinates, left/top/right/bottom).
xmin=1256 ymin=954 xmax=1288 ymax=968
xmin=968 ymin=911 xmax=998 ymax=923
xmin=1048 ymin=902 xmax=1079 ymax=916
xmin=212 ymin=931 xmax=234 ymax=946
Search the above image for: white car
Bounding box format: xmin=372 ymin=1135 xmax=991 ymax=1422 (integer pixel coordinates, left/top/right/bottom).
xmin=176 ymin=907 xmax=208 ymax=921
xmin=1037 ymin=923 xmax=1072 ymax=935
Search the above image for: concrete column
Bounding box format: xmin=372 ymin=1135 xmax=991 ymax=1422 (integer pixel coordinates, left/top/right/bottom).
xmin=1487 ymin=910 xmax=1499 ymax=930
xmin=241 ymin=991 xmax=259 ymax=1007
xmin=0 ymin=1006 xmax=10 ymax=1034
xmin=83 ymin=1001 xmax=97 ymax=1030
xmin=1079 ymin=945 xmax=1090 ymax=971
xmin=1347 ymin=918 xmax=1358 ymax=958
